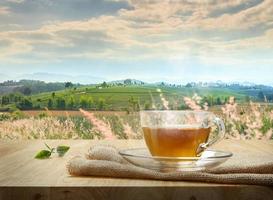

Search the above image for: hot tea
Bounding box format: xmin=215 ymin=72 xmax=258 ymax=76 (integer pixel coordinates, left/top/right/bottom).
xmin=142 ymin=126 xmax=211 ymax=157
xmin=140 ymin=110 xmax=225 ymax=158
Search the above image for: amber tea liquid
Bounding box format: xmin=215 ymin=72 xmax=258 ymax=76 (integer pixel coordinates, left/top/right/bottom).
xmin=143 ymin=126 xmax=211 ymax=157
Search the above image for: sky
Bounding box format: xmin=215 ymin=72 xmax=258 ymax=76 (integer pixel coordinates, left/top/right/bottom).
xmin=0 ymin=0 xmax=272 ymax=85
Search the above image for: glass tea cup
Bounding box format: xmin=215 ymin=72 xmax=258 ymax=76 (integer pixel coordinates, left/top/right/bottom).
xmin=140 ymin=110 xmax=225 ymax=157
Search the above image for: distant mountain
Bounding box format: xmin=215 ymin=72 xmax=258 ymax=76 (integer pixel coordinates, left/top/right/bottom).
xmin=184 ymin=81 xmax=273 ymax=89
xmin=240 ymin=81 xmax=257 ymax=87
xmin=16 ymin=73 xmax=106 ymax=84
xmin=0 ymin=73 xmax=106 ymax=84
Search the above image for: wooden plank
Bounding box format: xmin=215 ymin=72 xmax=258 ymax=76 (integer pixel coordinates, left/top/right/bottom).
xmin=0 ymin=140 xmax=273 ymax=200
xmin=0 ymin=139 xmax=273 ymax=187
xmin=1 ymin=186 xmax=273 ymax=200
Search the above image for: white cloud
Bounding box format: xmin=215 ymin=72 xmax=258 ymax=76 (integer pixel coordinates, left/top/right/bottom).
xmin=0 ymin=0 xmax=272 ymax=66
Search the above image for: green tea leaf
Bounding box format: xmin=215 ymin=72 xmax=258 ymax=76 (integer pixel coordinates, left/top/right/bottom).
xmin=56 ymin=145 xmax=70 ymax=157
xmin=35 ymin=150 xmax=51 ymax=159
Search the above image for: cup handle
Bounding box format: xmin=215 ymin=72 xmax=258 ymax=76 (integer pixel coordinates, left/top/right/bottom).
xmin=197 ymin=117 xmax=225 ymax=154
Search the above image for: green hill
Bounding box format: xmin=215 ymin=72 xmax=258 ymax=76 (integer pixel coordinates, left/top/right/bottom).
xmin=21 ymin=85 xmax=246 ymax=111
xmin=1 ymin=82 xmax=250 ymax=111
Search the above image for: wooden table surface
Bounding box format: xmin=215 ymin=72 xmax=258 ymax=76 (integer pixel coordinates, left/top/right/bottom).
xmin=0 ymin=139 xmax=273 ymax=200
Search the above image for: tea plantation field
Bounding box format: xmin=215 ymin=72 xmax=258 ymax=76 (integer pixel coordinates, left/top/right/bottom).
xmin=28 ymin=85 xmax=246 ymax=111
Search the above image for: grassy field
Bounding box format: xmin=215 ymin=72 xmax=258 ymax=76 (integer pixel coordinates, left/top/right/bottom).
xmin=22 ymin=110 xmax=127 ymax=117
xmin=1 ymin=102 xmax=272 ymax=140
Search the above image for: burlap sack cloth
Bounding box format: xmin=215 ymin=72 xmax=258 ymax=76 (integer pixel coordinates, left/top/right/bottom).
xmin=67 ymin=144 xmax=273 ymax=185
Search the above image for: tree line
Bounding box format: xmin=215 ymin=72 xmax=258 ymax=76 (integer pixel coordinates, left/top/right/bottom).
xmin=0 ymin=92 xmax=107 ymax=111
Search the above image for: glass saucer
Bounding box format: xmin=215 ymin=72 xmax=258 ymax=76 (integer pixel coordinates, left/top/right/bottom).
xmin=119 ymin=148 xmax=232 ymax=172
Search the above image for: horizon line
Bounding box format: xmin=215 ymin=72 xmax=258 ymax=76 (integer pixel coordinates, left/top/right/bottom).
xmin=1 ymin=77 xmax=273 ymax=87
